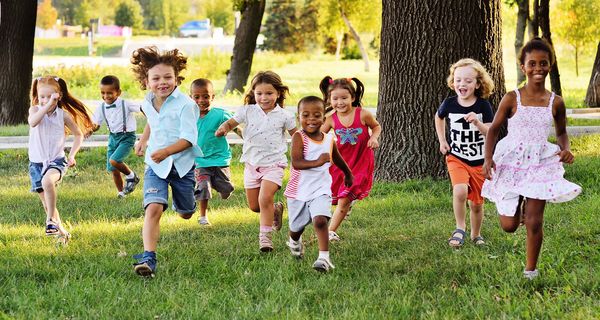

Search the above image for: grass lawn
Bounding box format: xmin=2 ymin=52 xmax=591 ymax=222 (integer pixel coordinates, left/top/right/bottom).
xmin=0 ymin=135 xmax=599 ymax=318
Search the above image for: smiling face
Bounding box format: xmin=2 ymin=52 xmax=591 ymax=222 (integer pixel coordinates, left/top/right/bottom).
xmin=521 ymin=49 xmax=551 ymax=85
xmin=453 ymin=66 xmax=480 ymax=101
xmin=37 ymin=84 xmax=59 ymax=112
xmin=146 ymin=63 xmax=177 ymax=100
xmin=329 ymin=87 xmax=354 ymax=114
xmin=100 ymin=84 xmax=121 ymax=105
xmin=253 ymin=82 xmax=279 ymax=110
xmin=190 ymin=84 xmax=215 ymax=115
xmin=298 ymin=101 xmax=325 ymax=135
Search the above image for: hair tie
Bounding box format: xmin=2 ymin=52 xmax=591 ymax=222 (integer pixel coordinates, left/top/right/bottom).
xmin=36 ymin=77 xmax=42 ymax=81
xmin=347 ymin=77 xmax=352 ymax=82
xmin=54 ymin=77 xmax=60 ymax=82
xmin=328 ymin=78 xmax=334 ymax=84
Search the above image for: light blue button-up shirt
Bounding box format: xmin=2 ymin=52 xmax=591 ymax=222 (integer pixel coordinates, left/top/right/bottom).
xmin=142 ymin=87 xmax=201 ymax=179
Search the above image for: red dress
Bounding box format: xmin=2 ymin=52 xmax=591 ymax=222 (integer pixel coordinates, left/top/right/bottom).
xmin=330 ymin=107 xmax=374 ymax=205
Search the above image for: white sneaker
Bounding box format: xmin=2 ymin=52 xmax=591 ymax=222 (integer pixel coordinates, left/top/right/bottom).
xmin=287 ymin=238 xmax=304 ymax=258
xmin=117 ymin=191 xmax=126 ymax=198
xmin=312 ymin=257 xmax=335 ymax=272
xmin=328 ymin=231 xmax=341 ymax=242
xmin=523 ymin=269 xmax=539 ymax=280
xmin=198 ymin=216 xmax=211 ymax=226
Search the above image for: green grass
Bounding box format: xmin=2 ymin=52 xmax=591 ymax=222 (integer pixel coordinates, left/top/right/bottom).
xmin=34 ymin=36 xmax=125 ymax=57
xmin=567 ymin=118 xmax=600 ymax=127
xmin=1 ymin=135 xmax=599 ymax=318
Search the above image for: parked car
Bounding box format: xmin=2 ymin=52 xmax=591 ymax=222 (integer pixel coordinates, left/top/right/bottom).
xmin=179 ymin=20 xmax=211 ymax=38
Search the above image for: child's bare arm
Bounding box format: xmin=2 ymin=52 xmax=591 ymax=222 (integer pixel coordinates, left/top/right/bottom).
xmin=28 ymin=93 xmax=59 ymax=127
xmin=150 ymin=139 xmax=192 ymax=164
xmin=552 ymin=96 xmax=574 ymax=164
xmin=64 ymin=112 xmax=83 ymax=167
xmin=464 ymin=112 xmax=491 ymax=135
xmin=362 ymin=109 xmax=381 ymax=149
xmin=135 ymin=123 xmax=150 ymax=156
xmin=434 ymin=114 xmax=450 ymax=154
xmin=289 ymin=132 xmax=329 ymax=170
xmin=331 ymin=143 xmax=353 ymax=187
xmin=320 ymin=116 xmax=333 ymax=133
xmin=215 ymin=118 xmax=239 ymax=137
xmin=483 ymin=93 xmax=514 ymax=179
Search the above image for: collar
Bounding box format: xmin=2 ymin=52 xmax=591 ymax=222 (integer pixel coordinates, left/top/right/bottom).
xmin=104 ymin=97 xmax=123 ymax=108
xmin=144 ymin=86 xmax=181 ymax=104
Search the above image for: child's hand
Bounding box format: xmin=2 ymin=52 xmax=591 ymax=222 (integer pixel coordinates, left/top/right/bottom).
xmin=482 ymin=159 xmax=495 ymax=180
xmin=134 ymin=140 xmax=147 ymax=156
xmin=344 ymin=173 xmax=354 ymax=187
xmin=317 ymin=153 xmax=331 ymax=165
xmin=464 ymin=112 xmax=480 ymax=125
xmin=150 ymin=148 xmax=169 ymax=163
xmin=67 ymin=156 xmax=76 ymax=167
xmin=556 ymin=149 xmax=574 ymax=164
xmin=367 ymin=137 xmax=379 ymax=149
xmin=439 ymin=141 xmax=450 ymax=155
xmin=215 ymin=127 xmax=228 ymax=137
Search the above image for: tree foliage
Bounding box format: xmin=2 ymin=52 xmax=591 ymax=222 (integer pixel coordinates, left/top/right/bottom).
xmin=37 ymin=0 xmax=58 ymax=29
xmin=162 ymin=0 xmax=190 ymax=36
xmin=262 ymin=0 xmax=299 ymax=52
xmin=114 ymin=0 xmax=143 ymax=29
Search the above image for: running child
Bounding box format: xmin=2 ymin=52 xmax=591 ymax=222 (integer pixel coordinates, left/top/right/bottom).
xmin=216 ymin=71 xmax=297 ymax=252
xmin=319 ymin=76 xmax=381 ymax=241
xmin=285 ymin=96 xmax=353 ymax=272
xmin=28 ymin=76 xmax=95 ymax=243
xmin=91 ymin=75 xmax=141 ymax=198
xmin=481 ymin=38 xmax=581 ymax=280
xmin=434 ymin=58 xmax=495 ymax=247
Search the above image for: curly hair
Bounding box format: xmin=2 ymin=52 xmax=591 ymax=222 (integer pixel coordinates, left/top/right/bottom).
xmin=244 ymin=71 xmax=289 ymax=107
xmin=518 ymin=37 xmax=555 ymax=66
xmin=446 ymin=58 xmax=495 ymax=99
xmin=318 ymin=76 xmax=365 ymax=113
xmin=130 ymin=46 xmax=188 ymax=90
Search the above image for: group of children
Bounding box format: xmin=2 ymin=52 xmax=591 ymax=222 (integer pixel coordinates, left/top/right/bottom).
xmin=28 ymin=37 xmax=581 ymax=280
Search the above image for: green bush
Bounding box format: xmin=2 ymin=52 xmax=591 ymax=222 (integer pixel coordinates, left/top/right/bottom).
xmin=342 ymin=44 xmax=362 ymax=60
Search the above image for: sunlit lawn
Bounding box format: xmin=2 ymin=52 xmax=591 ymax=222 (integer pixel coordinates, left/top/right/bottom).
xmin=1 ymin=135 xmax=599 ymax=318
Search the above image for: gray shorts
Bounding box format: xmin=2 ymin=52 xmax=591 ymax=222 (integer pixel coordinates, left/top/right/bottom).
xmin=287 ymin=195 xmax=332 ymax=232
xmin=194 ymin=166 xmax=234 ymax=200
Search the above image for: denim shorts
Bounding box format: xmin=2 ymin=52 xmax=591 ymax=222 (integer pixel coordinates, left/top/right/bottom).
xmin=28 ymin=157 xmax=68 ymax=193
xmin=143 ymin=165 xmax=196 ymax=214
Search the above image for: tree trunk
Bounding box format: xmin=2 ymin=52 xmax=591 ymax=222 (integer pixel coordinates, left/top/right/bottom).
xmin=376 ymin=0 xmax=505 ymax=181
xmin=585 ymin=42 xmax=600 ymax=107
xmin=539 ymin=0 xmax=562 ymax=96
xmin=338 ymin=2 xmax=369 ymax=72
xmin=223 ymin=0 xmax=266 ymax=94
xmin=334 ymin=31 xmax=343 ymax=60
xmin=532 ymin=0 xmax=539 ymax=37
xmin=515 ymin=0 xmax=529 ymax=86
xmin=0 ymin=0 xmax=37 ymax=126
xmin=575 ymin=46 xmax=579 ymax=77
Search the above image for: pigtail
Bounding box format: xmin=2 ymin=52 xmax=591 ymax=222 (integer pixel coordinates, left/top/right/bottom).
xmin=56 ymin=77 xmax=95 ymax=137
xmin=350 ymin=77 xmax=364 ymax=107
xmin=319 ymin=76 xmax=334 ymax=113
xmin=30 ymin=77 xmax=40 ymax=106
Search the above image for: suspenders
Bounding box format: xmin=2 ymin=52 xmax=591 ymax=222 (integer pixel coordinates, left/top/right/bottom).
xmin=101 ymin=100 xmax=127 ymax=133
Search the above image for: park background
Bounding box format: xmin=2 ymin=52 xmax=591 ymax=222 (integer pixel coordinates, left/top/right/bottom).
xmin=0 ymin=0 xmax=599 ymax=318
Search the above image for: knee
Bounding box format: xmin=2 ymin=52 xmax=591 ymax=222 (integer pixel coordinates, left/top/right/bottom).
xmin=109 ymin=159 xmax=119 ymax=167
xmin=249 ymin=205 xmax=260 ymax=213
xmin=41 ymin=177 xmax=55 ymax=190
xmin=453 ymin=189 xmax=468 ymax=203
xmin=179 ymin=213 xmax=193 ymax=220
xmin=145 ymin=204 xmax=164 ymax=219
xmin=313 ymin=216 xmax=328 ymax=230
xmin=499 ymin=218 xmax=519 ymax=233
xmin=526 ymin=218 xmax=543 ymax=233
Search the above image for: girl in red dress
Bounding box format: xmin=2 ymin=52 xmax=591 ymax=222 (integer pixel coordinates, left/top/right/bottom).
xmin=319 ymin=77 xmax=381 ymax=241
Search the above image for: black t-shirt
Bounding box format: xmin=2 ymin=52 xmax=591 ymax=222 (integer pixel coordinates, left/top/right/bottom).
xmin=437 ymin=96 xmax=494 ymax=166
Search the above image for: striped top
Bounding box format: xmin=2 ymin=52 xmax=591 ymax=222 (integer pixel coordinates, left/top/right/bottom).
xmin=284 ymin=131 xmax=334 ymax=201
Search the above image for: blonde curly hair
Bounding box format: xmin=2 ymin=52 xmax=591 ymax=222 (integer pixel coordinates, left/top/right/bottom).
xmin=446 ymin=58 xmax=494 ymax=99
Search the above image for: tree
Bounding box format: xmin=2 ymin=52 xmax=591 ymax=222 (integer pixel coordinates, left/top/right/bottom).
xmin=0 ymin=0 xmax=37 ymax=126
xmin=337 ymin=0 xmax=379 ymax=72
xmin=162 ymin=0 xmax=190 ymax=36
xmin=37 ymin=0 xmax=58 ymax=29
xmin=553 ymin=0 xmax=600 ymax=77
xmin=262 ymin=0 xmax=298 ymax=52
xmin=138 ymin=0 xmax=164 ymax=30
xmin=585 ymin=42 xmax=600 ymax=107
xmin=114 ymin=0 xmax=143 ymax=29
xmin=375 ymin=0 xmax=505 ymax=181
xmin=298 ymin=0 xmax=319 ymax=51
xmin=202 ymin=0 xmax=236 ymax=35
xmin=505 ymin=0 xmax=532 ymax=85
xmin=537 ymin=0 xmax=561 ymax=96
xmin=223 ymin=0 xmax=266 ymax=94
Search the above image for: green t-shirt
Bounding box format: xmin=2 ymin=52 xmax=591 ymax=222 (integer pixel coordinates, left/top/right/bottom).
xmin=195 ymin=107 xmax=232 ymax=167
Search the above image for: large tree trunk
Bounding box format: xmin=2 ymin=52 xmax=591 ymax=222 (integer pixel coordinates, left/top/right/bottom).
xmin=375 ymin=0 xmax=505 ymax=181
xmin=515 ymin=0 xmax=529 ymax=86
xmin=0 ymin=0 xmax=37 ymax=125
xmin=538 ymin=0 xmax=562 ymax=96
xmin=223 ymin=0 xmax=266 ymax=94
xmin=585 ymin=42 xmax=600 ymax=107
xmin=338 ymin=2 xmax=369 ymax=72
xmin=531 ymin=0 xmax=539 ymax=37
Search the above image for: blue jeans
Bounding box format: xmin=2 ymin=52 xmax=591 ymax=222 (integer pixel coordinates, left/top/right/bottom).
xmin=28 ymin=157 xmax=67 ymax=193
xmin=143 ymin=166 xmax=196 ymax=214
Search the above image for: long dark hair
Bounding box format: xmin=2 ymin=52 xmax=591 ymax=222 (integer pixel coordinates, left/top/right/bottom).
xmin=318 ymin=76 xmax=365 ymax=113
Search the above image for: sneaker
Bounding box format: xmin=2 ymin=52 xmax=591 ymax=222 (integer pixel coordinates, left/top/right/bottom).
xmin=328 ymin=231 xmax=341 ymax=242
xmin=523 ymin=269 xmax=539 ymax=280
xmin=56 ymin=231 xmax=71 ymax=246
xmin=273 ymin=202 xmax=284 ymax=231
xmin=117 ymin=191 xmax=126 ymax=199
xmin=312 ymin=257 xmax=335 ymax=272
xmin=259 ymin=232 xmax=273 ymax=252
xmin=198 ymin=216 xmax=211 ymax=226
xmin=133 ymin=252 xmax=157 ymax=277
xmin=287 ymin=238 xmax=304 ymax=258
xmin=123 ymin=172 xmax=140 ymax=195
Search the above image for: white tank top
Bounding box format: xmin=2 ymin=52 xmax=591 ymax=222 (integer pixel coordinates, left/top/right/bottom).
xmin=28 ymin=106 xmax=66 ymax=163
xmin=284 ymin=131 xmax=334 ymax=201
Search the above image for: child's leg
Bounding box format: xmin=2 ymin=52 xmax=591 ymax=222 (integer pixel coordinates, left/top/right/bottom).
xmin=313 ymin=216 xmax=329 ymax=251
xmin=328 ymin=197 xmax=353 ymax=232
xmin=524 ymin=198 xmax=545 ymax=271
xmin=258 ymin=180 xmax=279 ymax=227
xmin=110 ymin=159 xmax=132 ymax=176
xmin=142 ymin=203 xmax=164 ymax=252
xmin=468 ymin=201 xmax=484 ymax=239
xmin=198 ymin=199 xmax=209 ymax=218
xmin=245 ymin=188 xmax=261 ymax=212
xmin=111 ymin=169 xmax=124 ymax=192
xmin=499 ymin=196 xmax=524 ymax=233
xmin=452 ymin=184 xmax=469 ymax=230
xmin=41 ymin=169 xmax=64 ymax=229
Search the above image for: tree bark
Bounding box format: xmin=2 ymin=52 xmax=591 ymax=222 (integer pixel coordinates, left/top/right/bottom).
xmin=531 ymin=0 xmax=539 ymax=37
xmin=223 ymin=0 xmax=266 ymax=94
xmin=539 ymin=0 xmax=562 ymax=96
xmin=334 ymin=31 xmax=343 ymax=60
xmin=0 ymin=0 xmax=37 ymax=125
xmin=585 ymin=42 xmax=600 ymax=107
xmin=515 ymin=0 xmax=529 ymax=86
xmin=338 ymin=2 xmax=369 ymax=72
xmin=375 ymin=0 xmax=505 ymax=181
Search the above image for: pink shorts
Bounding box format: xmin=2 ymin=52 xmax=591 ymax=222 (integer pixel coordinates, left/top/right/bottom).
xmin=243 ymin=162 xmax=286 ymax=189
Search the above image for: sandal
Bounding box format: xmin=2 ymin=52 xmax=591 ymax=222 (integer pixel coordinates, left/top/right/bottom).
xmin=45 ymin=220 xmax=60 ymax=236
xmin=472 ymin=236 xmax=485 ymax=246
xmin=448 ymin=229 xmax=466 ymax=247
xmin=56 ymin=232 xmax=71 ymax=246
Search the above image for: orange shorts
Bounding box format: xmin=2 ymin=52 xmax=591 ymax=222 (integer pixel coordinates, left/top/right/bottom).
xmin=446 ymin=154 xmax=485 ymax=205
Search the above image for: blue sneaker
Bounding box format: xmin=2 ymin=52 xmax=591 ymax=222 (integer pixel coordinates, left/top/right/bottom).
xmin=133 ymin=251 xmax=157 ymax=277
xmin=123 ymin=172 xmax=140 ymax=195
